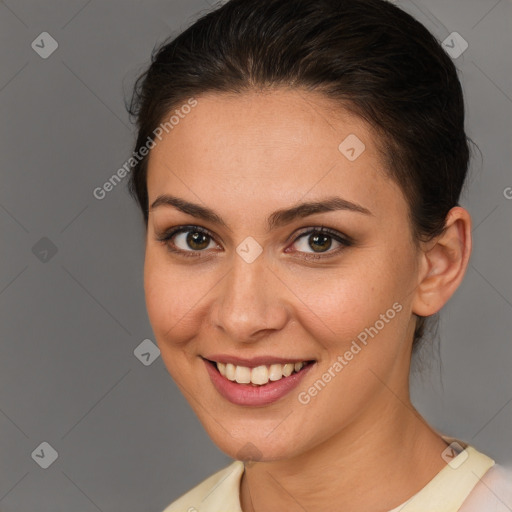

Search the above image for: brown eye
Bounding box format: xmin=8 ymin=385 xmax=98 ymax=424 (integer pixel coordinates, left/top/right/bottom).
xmin=308 ymin=233 xmax=333 ymax=253
xmin=155 ymin=226 xmax=218 ymax=256
xmin=185 ymin=231 xmax=211 ymax=251
xmin=290 ymin=227 xmax=352 ymax=259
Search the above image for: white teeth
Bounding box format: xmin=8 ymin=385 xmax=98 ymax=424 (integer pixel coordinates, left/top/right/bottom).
xmin=282 ymin=363 xmax=294 ymax=377
xmin=251 ymin=365 xmax=269 ymax=385
xmin=225 ymin=363 xmax=236 ymax=381
xmin=215 ymin=361 xmax=309 ymax=386
xmin=234 ymin=365 xmax=251 ymax=384
xmin=269 ymin=364 xmax=283 ymax=381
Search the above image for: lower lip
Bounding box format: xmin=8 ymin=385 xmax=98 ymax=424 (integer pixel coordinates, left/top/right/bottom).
xmin=203 ymin=359 xmax=315 ymax=406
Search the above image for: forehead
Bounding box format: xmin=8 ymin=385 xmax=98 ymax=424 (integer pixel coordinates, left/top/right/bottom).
xmin=146 ymin=89 xmax=406 ymax=224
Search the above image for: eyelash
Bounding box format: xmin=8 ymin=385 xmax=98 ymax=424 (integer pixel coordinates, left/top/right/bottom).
xmin=155 ymin=225 xmax=353 ymax=261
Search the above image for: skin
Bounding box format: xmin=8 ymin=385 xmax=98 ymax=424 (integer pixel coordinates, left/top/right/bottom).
xmin=143 ymin=88 xmax=472 ymax=512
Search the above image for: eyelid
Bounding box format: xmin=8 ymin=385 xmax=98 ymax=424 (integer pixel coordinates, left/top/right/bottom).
xmin=290 ymin=225 xmax=354 ymax=246
xmin=286 ymin=226 xmax=353 ymax=259
xmin=154 ymin=225 xmax=220 ymax=258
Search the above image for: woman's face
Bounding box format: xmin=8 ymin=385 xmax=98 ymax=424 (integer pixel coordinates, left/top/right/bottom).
xmin=144 ymin=89 xmax=424 ymax=462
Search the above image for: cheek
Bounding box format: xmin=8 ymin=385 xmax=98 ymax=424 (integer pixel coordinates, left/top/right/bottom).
xmin=143 ymin=255 xmax=203 ymax=386
xmin=289 ymin=263 xmax=410 ymax=426
xmin=293 ymin=257 xmax=405 ymax=344
xmin=144 ymin=250 xmax=191 ymax=342
xmin=143 ymin=248 xmax=219 ymax=349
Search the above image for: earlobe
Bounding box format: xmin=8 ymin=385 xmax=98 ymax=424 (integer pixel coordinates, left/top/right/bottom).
xmin=412 ymin=206 xmax=472 ymax=317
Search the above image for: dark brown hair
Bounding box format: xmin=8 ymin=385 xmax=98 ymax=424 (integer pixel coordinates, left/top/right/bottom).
xmin=126 ymin=0 xmax=473 ymax=352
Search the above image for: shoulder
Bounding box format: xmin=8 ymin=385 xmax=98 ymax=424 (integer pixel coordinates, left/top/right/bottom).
xmin=161 ymin=460 xmax=245 ymax=512
xmin=459 ymin=462 xmax=512 ymax=511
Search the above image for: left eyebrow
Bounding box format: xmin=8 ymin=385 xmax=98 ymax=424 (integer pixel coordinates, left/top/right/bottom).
xmin=267 ymin=196 xmax=373 ymax=230
xmin=149 ymin=194 xmax=373 ymax=232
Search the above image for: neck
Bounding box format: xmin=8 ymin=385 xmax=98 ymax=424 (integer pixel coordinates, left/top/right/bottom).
xmin=240 ymin=395 xmax=449 ymax=512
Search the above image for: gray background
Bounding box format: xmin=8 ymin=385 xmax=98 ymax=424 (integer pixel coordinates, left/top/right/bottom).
xmin=0 ymin=0 xmax=511 ymax=510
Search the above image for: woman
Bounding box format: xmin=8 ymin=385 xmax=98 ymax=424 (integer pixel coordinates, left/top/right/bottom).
xmin=126 ymin=0 xmax=512 ymax=510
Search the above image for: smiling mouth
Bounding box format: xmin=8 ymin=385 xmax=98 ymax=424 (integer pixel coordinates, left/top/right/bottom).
xmin=204 ymin=358 xmax=315 ymax=386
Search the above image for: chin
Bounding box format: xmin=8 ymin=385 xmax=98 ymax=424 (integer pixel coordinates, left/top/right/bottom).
xmin=202 ymin=423 xmax=304 ymax=463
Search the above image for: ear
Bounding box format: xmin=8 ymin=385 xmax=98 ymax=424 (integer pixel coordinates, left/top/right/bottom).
xmin=412 ymin=206 xmax=472 ymax=317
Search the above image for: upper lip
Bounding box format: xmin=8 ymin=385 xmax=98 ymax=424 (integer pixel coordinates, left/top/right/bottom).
xmin=203 ymin=354 xmax=315 ymax=368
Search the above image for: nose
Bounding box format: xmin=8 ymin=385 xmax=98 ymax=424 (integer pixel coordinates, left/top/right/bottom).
xmin=210 ymin=251 xmax=290 ymax=343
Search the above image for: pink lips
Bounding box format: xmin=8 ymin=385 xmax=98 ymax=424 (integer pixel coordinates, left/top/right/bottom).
xmin=203 ymin=358 xmax=315 ymax=406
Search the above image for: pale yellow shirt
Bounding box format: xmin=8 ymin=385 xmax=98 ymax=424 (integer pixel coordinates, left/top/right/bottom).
xmin=162 ymin=437 xmax=512 ymax=512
